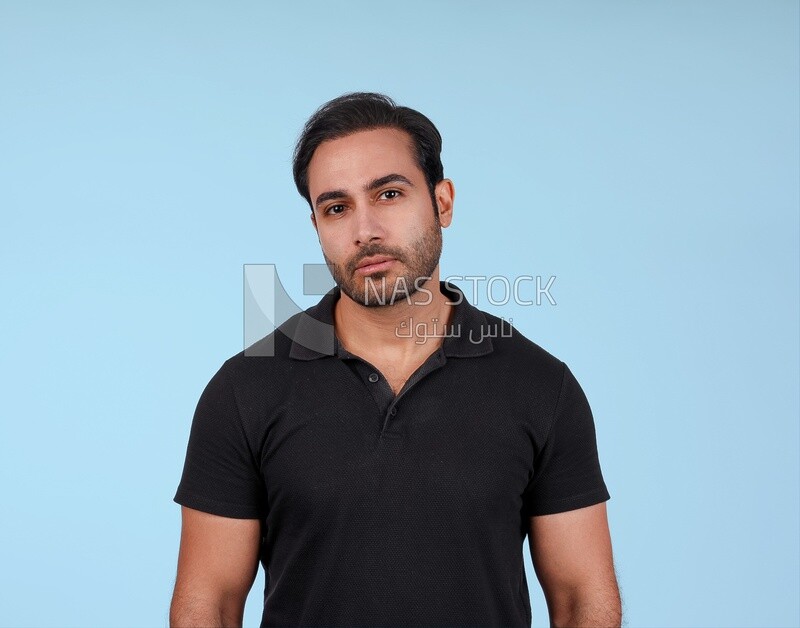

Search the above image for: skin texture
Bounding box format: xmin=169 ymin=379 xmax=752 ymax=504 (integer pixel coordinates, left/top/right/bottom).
xmin=170 ymin=126 xmax=621 ymax=626
xmin=170 ymin=508 xmax=261 ymax=627
xmin=529 ymin=502 xmax=621 ymax=626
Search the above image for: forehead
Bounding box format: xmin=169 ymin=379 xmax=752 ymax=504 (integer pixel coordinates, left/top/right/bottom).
xmin=306 ymin=127 xmax=421 ymax=194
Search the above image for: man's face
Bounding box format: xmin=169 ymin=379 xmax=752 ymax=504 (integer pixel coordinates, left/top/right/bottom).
xmin=307 ymin=127 xmax=453 ymax=307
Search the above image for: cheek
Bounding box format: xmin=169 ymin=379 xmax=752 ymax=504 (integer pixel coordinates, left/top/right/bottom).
xmin=317 ymin=231 xmax=345 ymax=260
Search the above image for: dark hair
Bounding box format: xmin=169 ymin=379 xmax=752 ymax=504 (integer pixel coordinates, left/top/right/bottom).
xmin=293 ymin=92 xmax=444 ymax=211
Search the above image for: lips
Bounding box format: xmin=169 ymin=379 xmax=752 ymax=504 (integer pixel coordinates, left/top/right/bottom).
xmin=355 ymin=255 xmax=397 ymax=275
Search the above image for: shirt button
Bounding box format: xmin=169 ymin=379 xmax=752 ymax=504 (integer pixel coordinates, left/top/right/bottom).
xmin=368 ymin=373 xmax=379 ymax=383
xmin=390 ymin=407 xmax=397 ymax=416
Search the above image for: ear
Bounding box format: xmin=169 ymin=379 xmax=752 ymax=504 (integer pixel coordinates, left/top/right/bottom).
xmin=310 ymin=210 xmax=317 ymax=232
xmin=434 ymin=179 xmax=455 ymax=228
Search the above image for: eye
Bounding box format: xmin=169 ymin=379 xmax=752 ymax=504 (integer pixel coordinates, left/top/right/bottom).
xmin=380 ymin=189 xmax=401 ymax=201
xmin=325 ymin=204 xmax=346 ymax=216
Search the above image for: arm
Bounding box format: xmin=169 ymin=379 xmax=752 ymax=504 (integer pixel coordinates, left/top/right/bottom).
xmin=528 ymin=502 xmax=621 ymax=628
xmin=170 ymin=507 xmax=262 ymax=628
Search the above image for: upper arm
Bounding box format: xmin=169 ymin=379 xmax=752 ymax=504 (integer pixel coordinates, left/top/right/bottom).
xmin=528 ymin=502 xmax=619 ymax=617
xmin=172 ymin=506 xmax=262 ymax=616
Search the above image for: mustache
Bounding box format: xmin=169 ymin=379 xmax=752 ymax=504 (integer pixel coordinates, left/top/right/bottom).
xmin=347 ymin=245 xmax=406 ymax=274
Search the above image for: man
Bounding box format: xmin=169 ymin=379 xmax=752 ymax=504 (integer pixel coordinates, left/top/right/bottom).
xmin=170 ymin=92 xmax=621 ymax=627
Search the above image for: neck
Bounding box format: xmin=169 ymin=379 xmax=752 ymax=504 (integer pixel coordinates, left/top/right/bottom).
xmin=333 ymin=273 xmax=454 ymax=361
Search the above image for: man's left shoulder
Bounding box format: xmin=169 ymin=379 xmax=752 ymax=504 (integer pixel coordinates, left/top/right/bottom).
xmin=481 ymin=309 xmax=565 ymax=383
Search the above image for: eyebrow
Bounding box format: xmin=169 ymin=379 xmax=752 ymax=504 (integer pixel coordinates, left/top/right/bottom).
xmin=314 ymin=173 xmax=414 ymax=209
xmin=366 ymin=173 xmax=414 ymax=191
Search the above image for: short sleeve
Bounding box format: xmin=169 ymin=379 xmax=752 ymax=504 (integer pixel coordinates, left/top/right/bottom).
xmin=174 ymin=361 xmax=266 ymax=519
xmin=522 ymin=362 xmax=610 ymax=516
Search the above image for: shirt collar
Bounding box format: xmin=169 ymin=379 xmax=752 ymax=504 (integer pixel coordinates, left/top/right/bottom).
xmin=286 ymin=280 xmax=494 ymax=361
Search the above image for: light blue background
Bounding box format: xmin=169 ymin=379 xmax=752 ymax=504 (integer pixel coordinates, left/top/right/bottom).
xmin=1 ymin=1 xmax=797 ymax=626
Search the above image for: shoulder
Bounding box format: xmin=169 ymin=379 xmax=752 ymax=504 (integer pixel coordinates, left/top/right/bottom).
xmin=191 ymin=311 xmax=314 ymax=438
xmin=213 ymin=310 xmax=304 ymax=394
xmin=480 ymin=309 xmax=566 ymax=391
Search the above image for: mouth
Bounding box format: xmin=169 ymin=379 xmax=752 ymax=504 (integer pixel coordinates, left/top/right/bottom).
xmin=355 ymin=255 xmax=397 ymax=275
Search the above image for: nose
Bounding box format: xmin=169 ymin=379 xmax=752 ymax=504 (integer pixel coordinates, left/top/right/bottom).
xmin=353 ymin=203 xmax=385 ymax=246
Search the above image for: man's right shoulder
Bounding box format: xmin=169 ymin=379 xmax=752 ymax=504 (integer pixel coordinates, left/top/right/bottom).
xmin=216 ymin=309 xmax=308 ymax=387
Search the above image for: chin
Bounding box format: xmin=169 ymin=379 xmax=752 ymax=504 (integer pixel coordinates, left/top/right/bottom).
xmin=344 ymin=273 xmax=417 ymax=308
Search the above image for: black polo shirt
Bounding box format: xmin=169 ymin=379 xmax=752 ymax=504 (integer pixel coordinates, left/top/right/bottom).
xmin=174 ymin=281 xmax=610 ymax=627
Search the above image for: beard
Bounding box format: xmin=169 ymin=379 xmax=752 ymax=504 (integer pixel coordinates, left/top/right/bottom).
xmin=323 ymin=219 xmax=443 ymax=308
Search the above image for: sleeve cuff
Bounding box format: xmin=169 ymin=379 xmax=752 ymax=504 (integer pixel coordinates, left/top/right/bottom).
xmin=173 ymin=489 xmax=264 ymax=520
xmin=524 ymin=487 xmax=611 ymax=517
